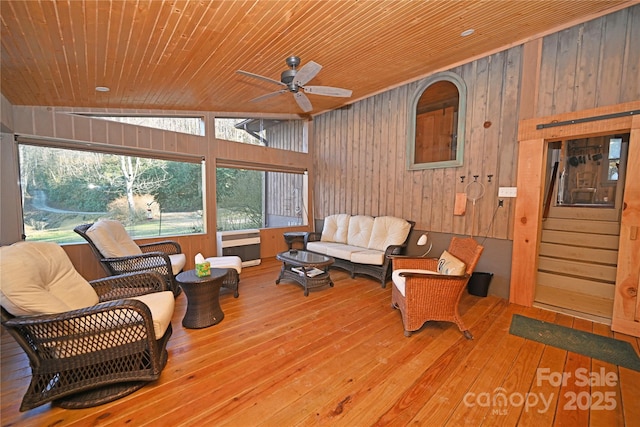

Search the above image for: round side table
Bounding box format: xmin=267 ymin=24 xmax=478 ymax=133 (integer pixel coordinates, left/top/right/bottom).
xmin=176 ymin=268 xmax=227 ymax=329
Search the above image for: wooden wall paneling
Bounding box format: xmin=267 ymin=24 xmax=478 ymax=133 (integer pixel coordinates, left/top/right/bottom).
xmin=346 ymin=104 xmax=357 ymax=215
xmin=373 ymin=91 xmax=385 ymax=217
xmin=331 ymin=108 xmax=340 ymax=215
xmin=430 ymin=168 xmax=444 ymax=232
xmin=510 ymin=138 xmax=545 ymax=306
xmin=477 ymin=52 xmax=505 ymax=240
xmin=357 ymin=100 xmax=368 ymax=215
xmin=519 ymin=39 xmax=542 ymax=121
xmin=364 ymin=98 xmax=375 ymax=216
xmin=621 ymin=6 xmax=640 ymax=103
xmin=90 ymin=117 xmax=108 ymax=144
xmin=497 ymin=46 xmax=523 ymax=240
xmin=537 ymin=32 xmax=560 ymax=117
xmin=392 ymin=85 xmax=407 ymax=220
xmin=575 ymin=13 xmax=604 ymax=111
xmin=465 ymin=56 xmax=490 ymax=238
xmin=54 ymin=111 xmax=74 ymax=140
xmin=597 ymin=8 xmax=628 ymax=107
xmin=552 ymin=25 xmax=581 ymax=114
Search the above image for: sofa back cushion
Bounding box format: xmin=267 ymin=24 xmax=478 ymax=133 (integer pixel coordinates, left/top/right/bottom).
xmin=320 ymin=214 xmax=350 ymax=243
xmin=367 ymin=216 xmax=412 ymax=251
xmin=86 ymin=219 xmax=143 ymax=258
xmin=0 ymin=241 xmax=99 ymax=316
xmin=347 ymin=215 xmax=375 ymax=248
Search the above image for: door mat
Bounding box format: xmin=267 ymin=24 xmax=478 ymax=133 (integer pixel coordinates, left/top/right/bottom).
xmin=509 ymin=314 xmax=640 ymax=371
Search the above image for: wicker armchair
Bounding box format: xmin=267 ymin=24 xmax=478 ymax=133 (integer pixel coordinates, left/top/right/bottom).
xmin=74 ymin=220 xmax=186 ymax=297
xmin=0 ymin=241 xmax=174 ymax=411
xmin=390 ymin=236 xmax=484 ymax=338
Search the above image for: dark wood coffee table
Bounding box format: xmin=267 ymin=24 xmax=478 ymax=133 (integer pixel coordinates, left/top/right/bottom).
xmin=176 ymin=268 xmax=227 ymax=328
xmin=276 ymin=250 xmax=334 ymax=296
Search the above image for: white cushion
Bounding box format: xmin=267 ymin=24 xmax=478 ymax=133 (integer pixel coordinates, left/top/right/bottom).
xmin=324 ymin=244 xmax=367 ymax=261
xmin=368 ymin=216 xmax=412 ymax=251
xmin=320 ymin=214 xmax=350 ymax=243
xmin=306 ymin=241 xmax=342 ymax=255
xmin=346 ymin=215 xmax=374 ymax=248
xmin=130 ymin=291 xmax=175 ymax=339
xmin=0 ymin=241 xmax=99 ymax=316
xmin=169 ymin=253 xmax=187 ymax=275
xmin=205 ymin=256 xmax=242 ymax=273
xmin=437 ymin=250 xmax=466 ymax=275
xmin=86 ymin=220 xmax=143 ymax=258
xmin=350 ymin=249 xmax=385 ymax=265
xmin=392 ymin=268 xmax=439 ymax=297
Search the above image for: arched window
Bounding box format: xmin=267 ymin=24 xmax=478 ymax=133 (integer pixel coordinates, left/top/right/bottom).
xmin=407 ymin=71 xmax=466 ymax=170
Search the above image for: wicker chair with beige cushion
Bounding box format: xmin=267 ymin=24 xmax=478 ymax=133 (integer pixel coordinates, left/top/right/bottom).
xmin=74 ymin=220 xmax=186 ymax=297
xmin=0 ymin=241 xmax=174 ymax=412
xmin=390 ymin=237 xmax=484 ymax=338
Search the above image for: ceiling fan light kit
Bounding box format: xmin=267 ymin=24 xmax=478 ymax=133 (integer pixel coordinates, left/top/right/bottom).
xmin=237 ymin=56 xmax=352 ymax=112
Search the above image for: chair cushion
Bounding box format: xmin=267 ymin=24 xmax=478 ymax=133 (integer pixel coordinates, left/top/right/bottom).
xmin=205 ymin=256 xmax=242 ymax=273
xmin=0 ymin=241 xmax=99 ymax=316
xmin=392 ymin=268 xmax=439 ymax=297
xmin=437 ymin=250 xmax=466 ymax=276
xmin=320 ymin=214 xmax=350 ymax=243
xmin=130 ymin=291 xmax=175 ymax=339
xmin=306 ymin=241 xmax=343 ymax=255
xmin=169 ymin=253 xmax=187 ymax=275
xmin=86 ymin=219 xmax=143 ymax=258
xmin=346 ymin=215 xmax=374 ymax=248
xmin=367 ymin=216 xmax=412 ymax=251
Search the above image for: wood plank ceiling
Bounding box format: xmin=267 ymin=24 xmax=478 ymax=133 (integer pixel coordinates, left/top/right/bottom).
xmin=0 ymin=0 xmax=634 ymax=116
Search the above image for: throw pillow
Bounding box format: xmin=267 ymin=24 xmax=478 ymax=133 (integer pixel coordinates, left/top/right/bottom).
xmin=437 ymin=250 xmax=466 ymax=276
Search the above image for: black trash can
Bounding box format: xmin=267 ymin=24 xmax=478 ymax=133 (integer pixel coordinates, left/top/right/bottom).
xmin=467 ymin=272 xmax=493 ymax=297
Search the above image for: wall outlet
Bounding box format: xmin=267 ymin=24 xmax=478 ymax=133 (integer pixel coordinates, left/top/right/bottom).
xmin=498 ymin=187 xmax=517 ymax=198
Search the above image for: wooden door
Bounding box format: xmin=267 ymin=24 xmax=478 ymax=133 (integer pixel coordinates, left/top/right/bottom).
xmin=535 ymin=135 xmax=628 ymax=323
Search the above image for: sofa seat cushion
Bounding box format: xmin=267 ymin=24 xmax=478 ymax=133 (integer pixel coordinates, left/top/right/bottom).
xmin=368 ymin=216 xmax=412 ymax=251
xmin=392 ymin=269 xmax=439 ymax=297
xmin=306 ymin=241 xmax=345 ymax=255
xmin=320 ymin=214 xmax=350 ymax=243
xmin=350 ymin=249 xmax=385 ymax=266
xmin=0 ymin=241 xmax=99 ymax=316
xmin=347 ymin=215 xmax=374 ymax=248
xmin=324 ymin=244 xmax=369 ymax=261
xmin=86 ymin=219 xmax=143 ymax=258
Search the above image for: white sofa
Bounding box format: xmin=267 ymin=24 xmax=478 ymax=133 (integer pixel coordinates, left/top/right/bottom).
xmin=305 ymin=214 xmax=415 ymax=287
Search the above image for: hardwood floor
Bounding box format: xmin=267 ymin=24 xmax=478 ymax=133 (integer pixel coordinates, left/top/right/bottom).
xmin=2 ymin=258 xmax=640 ymax=426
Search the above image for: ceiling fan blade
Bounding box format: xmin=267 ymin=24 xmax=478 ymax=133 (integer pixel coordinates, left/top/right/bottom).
xmin=293 ymin=61 xmax=322 ymax=86
xmin=294 ymin=91 xmax=313 ymax=112
xmin=237 ymin=70 xmax=285 ymax=87
xmin=251 ymin=89 xmax=287 ymax=103
xmin=304 ymin=85 xmax=353 ymax=97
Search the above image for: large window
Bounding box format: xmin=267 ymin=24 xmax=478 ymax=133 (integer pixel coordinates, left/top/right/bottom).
xmin=18 ymin=143 xmax=204 ymax=243
xmin=217 ymin=167 xmax=307 ymax=231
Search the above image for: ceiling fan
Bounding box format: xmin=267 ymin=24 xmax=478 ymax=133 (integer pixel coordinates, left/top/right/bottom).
xmin=237 ymin=56 xmax=352 ymax=112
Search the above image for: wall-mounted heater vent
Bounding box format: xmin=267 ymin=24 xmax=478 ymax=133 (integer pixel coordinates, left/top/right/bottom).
xmin=216 ymin=229 xmax=261 ymax=267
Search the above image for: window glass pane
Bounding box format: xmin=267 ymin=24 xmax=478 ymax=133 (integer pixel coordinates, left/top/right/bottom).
xmin=79 ymin=115 xmax=205 ymax=136
xmin=608 ymin=138 xmax=621 ymax=159
xmin=216 ymin=168 xmax=306 ymax=231
xmin=19 ymin=144 xmax=204 ymax=243
xmin=215 ymin=118 xmax=307 ymax=152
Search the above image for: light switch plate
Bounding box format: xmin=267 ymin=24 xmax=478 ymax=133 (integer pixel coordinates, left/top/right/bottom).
xmin=498 ymin=187 xmax=518 ymax=198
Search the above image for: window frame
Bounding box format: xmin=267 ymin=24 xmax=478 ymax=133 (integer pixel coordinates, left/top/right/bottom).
xmin=406 ymin=71 xmax=467 ymax=170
